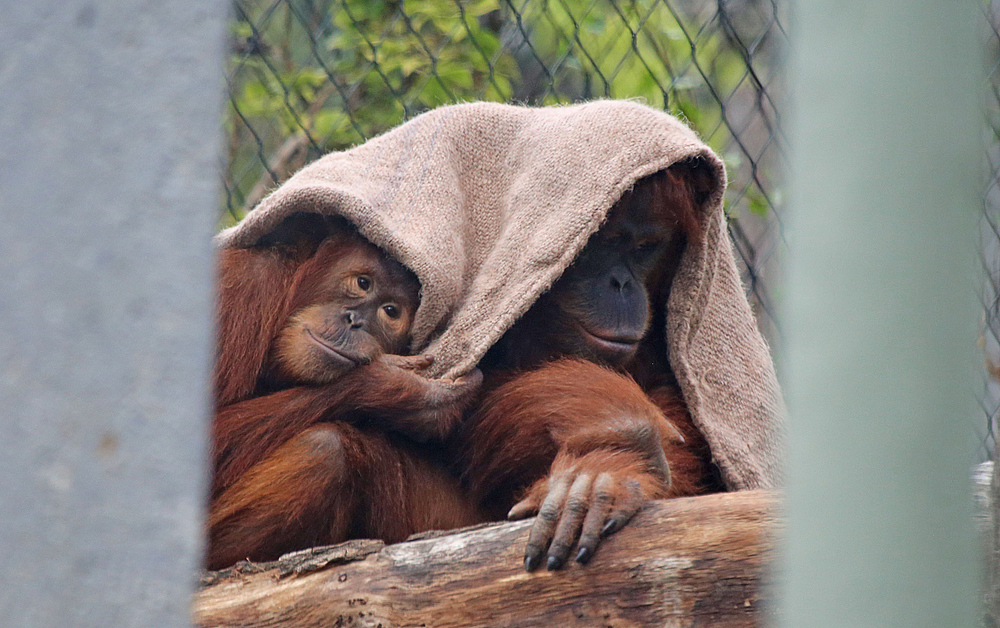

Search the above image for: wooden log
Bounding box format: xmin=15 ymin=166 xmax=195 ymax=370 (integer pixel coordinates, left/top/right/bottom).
xmin=194 ymin=490 xmax=778 ymax=628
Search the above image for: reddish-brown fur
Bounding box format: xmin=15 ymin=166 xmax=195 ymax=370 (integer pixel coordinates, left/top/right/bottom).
xmin=207 ymin=220 xmax=482 ymax=570
xmin=209 ymin=422 xmax=479 ymax=570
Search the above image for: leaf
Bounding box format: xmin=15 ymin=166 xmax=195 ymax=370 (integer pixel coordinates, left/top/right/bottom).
xmin=748 ymin=196 xmax=769 ymax=217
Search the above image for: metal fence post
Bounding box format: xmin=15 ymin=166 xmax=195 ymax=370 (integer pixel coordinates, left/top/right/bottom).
xmin=0 ymin=1 xmax=226 ymax=626
xmin=779 ymin=1 xmax=981 ymax=626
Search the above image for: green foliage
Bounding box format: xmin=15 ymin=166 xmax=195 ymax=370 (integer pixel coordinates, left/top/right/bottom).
xmin=229 ymin=0 xmax=513 ymax=151
xmin=224 ymin=0 xmax=779 ymax=223
xmin=509 ymin=1 xmax=755 ymax=173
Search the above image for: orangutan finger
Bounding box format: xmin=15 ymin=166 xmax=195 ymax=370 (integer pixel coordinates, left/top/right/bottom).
xmin=524 ymin=475 xmax=570 ymax=571
xmin=378 ymin=354 xmax=433 ymax=372
xmin=508 ymin=495 xmax=541 ymax=521
xmin=546 ymin=473 xmax=593 ymax=570
xmin=576 ymin=472 xmax=616 ymax=564
xmin=449 ymin=368 xmax=483 ymax=396
xmin=602 ymin=478 xmax=643 ymax=537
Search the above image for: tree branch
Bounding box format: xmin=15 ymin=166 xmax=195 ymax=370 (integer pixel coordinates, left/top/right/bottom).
xmin=195 ymin=490 xmax=779 ymax=628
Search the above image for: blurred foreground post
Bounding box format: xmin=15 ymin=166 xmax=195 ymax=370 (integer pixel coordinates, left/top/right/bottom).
xmin=0 ymin=1 xmax=226 ymax=626
xmin=781 ymin=2 xmax=981 ymax=627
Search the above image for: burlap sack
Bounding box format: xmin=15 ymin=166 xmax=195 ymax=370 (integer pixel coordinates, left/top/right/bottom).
xmin=216 ymin=100 xmax=784 ymax=491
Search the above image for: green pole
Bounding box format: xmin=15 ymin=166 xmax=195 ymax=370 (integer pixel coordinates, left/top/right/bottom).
xmin=779 ymin=2 xmax=981 ymax=626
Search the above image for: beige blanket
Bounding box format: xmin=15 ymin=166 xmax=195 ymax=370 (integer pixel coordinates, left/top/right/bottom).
xmin=216 ymin=101 xmax=784 ymax=491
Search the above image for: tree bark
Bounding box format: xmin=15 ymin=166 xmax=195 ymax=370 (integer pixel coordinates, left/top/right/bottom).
xmin=194 ymin=490 xmax=778 ymax=628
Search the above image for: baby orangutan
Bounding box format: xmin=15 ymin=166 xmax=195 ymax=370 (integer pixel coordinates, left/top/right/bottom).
xmin=267 ymin=236 xmax=420 ymax=385
xmin=208 ymin=215 xmax=482 ymax=570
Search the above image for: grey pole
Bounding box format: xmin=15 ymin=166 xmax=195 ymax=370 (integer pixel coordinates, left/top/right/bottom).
xmin=0 ymin=1 xmax=226 ymax=626
xmin=779 ymin=2 xmax=981 ymax=627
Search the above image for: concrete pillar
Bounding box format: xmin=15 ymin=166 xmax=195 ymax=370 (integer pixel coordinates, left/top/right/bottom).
xmin=0 ymin=1 xmax=225 ymax=626
xmin=779 ymin=1 xmax=981 ymax=626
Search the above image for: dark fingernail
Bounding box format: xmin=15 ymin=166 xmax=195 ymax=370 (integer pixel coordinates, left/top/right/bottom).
xmin=601 ymin=520 xmax=618 ymax=536
xmin=546 ymin=555 xmax=564 ymax=571
xmin=525 ymin=551 xmax=542 ymax=572
xmin=575 ymin=547 xmax=592 ymax=564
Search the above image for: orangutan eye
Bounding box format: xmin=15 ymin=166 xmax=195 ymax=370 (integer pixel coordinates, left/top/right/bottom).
xmin=356 ymin=276 xmax=371 ymax=291
xmin=383 ymin=304 xmax=400 ymax=319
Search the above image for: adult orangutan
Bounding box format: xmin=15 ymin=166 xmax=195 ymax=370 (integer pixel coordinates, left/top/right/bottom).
xmin=457 ymin=163 xmax=724 ymax=570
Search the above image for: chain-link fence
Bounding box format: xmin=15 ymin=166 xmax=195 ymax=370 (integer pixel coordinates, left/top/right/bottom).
xmin=981 ymin=1 xmax=1000 ymax=461
xmin=221 ymin=0 xmax=997 ymax=461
